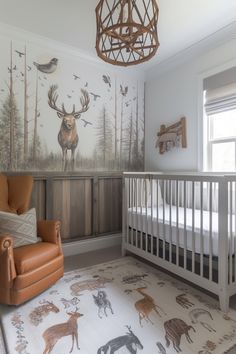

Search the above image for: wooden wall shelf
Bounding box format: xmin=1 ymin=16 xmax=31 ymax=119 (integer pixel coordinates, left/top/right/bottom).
xmin=156 ymin=116 xmax=187 ymax=154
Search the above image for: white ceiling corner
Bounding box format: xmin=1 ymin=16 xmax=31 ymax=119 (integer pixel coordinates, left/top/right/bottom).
xmin=0 ymin=0 xmax=235 ymax=73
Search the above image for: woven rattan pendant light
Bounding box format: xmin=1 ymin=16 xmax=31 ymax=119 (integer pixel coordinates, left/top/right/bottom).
xmin=95 ymin=0 xmax=159 ymax=66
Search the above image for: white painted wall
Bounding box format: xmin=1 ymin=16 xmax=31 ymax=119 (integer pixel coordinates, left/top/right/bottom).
xmin=145 ymin=30 xmax=236 ymax=172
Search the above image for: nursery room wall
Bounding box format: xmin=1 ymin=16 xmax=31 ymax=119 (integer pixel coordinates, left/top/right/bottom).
xmin=0 ymin=22 xmax=145 ymax=173
xmin=145 ymin=22 xmax=236 ymax=172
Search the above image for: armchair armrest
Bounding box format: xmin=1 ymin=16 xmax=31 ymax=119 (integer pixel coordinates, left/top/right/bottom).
xmin=37 ymin=220 xmax=62 ymax=246
xmin=0 ymin=235 xmax=17 ymax=286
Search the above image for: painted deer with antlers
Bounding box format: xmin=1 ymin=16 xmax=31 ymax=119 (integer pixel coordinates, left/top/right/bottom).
xmin=48 ymin=85 xmax=90 ymax=171
xmin=42 ymin=308 xmax=83 ymax=354
xmin=134 ymin=287 xmax=166 ymax=327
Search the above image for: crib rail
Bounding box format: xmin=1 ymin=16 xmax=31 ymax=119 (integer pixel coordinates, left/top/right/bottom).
xmin=123 ymin=172 xmax=236 ymax=311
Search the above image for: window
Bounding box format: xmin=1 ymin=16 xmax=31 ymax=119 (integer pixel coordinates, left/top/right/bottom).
xmin=206 ymin=109 xmax=236 ymax=171
xmin=203 ymin=70 xmax=236 ymax=172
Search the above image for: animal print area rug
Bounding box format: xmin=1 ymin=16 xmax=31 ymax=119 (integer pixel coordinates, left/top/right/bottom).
xmin=2 ymin=257 xmax=236 ymax=354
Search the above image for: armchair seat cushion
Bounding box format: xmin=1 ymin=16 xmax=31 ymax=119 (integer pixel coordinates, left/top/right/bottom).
xmin=14 ymin=242 xmax=60 ymax=275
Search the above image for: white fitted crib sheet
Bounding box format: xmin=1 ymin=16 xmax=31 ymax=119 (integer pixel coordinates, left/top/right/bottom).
xmin=128 ymin=205 xmax=235 ymax=257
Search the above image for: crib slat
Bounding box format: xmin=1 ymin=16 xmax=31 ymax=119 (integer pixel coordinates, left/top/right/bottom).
xmin=140 ymin=179 xmax=143 ymax=251
xmin=157 ymin=178 xmax=160 ymax=257
xmin=176 ymin=180 xmax=179 ymax=267
xmin=145 ymin=178 xmax=148 ymax=252
xmin=200 ymin=181 xmax=204 ymax=278
xmin=126 ymin=178 xmax=130 ymax=245
xmin=163 ymin=179 xmax=166 ymax=260
xmin=135 ymin=178 xmax=138 ymax=247
xmin=131 ymin=178 xmax=134 ymax=246
xmin=150 ymin=178 xmax=154 ymax=255
xmin=192 ymin=181 xmax=195 ymax=274
xmin=209 ymin=182 xmax=213 ymax=282
xmin=169 ymin=180 xmax=172 ymax=263
xmin=183 ymin=180 xmax=187 ymax=270
xmin=235 ymin=181 xmax=236 ymax=284
xmin=229 ymin=181 xmax=233 ymax=284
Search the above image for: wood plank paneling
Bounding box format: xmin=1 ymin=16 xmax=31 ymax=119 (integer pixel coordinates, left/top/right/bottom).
xmin=30 ymin=179 xmax=46 ymax=219
xmin=10 ymin=173 xmax=122 ymax=242
xmin=52 ymin=178 xmax=93 ymax=240
xmin=98 ymin=178 xmax=122 ymax=234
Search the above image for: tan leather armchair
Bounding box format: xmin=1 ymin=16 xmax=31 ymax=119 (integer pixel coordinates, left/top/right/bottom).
xmin=0 ymin=174 xmax=64 ymax=305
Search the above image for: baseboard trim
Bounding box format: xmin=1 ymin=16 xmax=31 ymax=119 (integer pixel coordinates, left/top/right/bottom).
xmin=62 ymin=233 xmax=122 ymax=257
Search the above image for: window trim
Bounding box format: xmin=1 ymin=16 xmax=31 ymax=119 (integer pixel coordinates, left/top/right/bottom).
xmin=197 ymin=60 xmax=236 ymax=172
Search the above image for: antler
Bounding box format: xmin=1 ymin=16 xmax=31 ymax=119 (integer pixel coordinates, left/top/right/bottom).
xmin=125 ymin=325 xmax=132 ymax=334
xmin=48 ymin=85 xmax=68 ymax=115
xmin=72 ymin=89 xmax=90 ymax=117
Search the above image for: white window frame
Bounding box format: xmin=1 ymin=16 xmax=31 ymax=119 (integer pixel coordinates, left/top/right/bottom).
xmin=197 ymin=59 xmax=236 ymax=173
xmin=205 ymin=111 xmax=236 ymax=172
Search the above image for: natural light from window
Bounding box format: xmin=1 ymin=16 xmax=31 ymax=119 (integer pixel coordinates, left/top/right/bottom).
xmin=207 ymin=109 xmax=236 ymax=171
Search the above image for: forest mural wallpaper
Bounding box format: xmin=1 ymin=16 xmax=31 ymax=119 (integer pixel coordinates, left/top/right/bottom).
xmin=0 ymin=31 xmax=145 ymax=172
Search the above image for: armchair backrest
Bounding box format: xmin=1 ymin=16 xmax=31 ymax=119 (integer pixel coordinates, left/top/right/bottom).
xmin=0 ymin=174 xmax=33 ymax=214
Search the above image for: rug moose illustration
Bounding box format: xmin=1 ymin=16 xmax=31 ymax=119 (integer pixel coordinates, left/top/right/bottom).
xmin=1 ymin=257 xmax=236 ymax=354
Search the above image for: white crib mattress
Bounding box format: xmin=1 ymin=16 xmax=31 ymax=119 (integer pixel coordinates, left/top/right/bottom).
xmin=128 ymin=205 xmax=235 ymax=257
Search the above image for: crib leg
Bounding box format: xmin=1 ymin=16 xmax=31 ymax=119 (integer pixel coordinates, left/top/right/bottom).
xmin=122 ymin=244 xmax=127 ymax=257
xmin=219 ymin=291 xmax=229 ymax=313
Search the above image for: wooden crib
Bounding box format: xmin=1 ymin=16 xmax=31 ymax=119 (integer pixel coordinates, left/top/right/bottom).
xmin=122 ymin=172 xmax=236 ymax=312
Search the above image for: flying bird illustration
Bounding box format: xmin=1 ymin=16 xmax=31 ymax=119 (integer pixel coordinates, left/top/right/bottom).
xmin=120 ymin=85 xmax=128 ymax=96
xmin=81 ymin=119 xmax=92 ymax=127
xmin=20 ymin=72 xmax=24 ymax=77
xmin=15 ymin=50 xmax=25 ymax=57
xmin=8 ymin=67 xmax=12 ymax=73
xmin=13 ymin=65 xmax=17 ymax=71
xmin=73 ymin=74 xmax=80 ymax=80
xmin=84 ymin=82 xmax=88 ymax=87
xmin=102 ymin=74 xmax=111 ymax=87
xmin=33 ymin=58 xmax=58 ymax=74
xmin=90 ymin=92 xmax=101 ymax=101
xmin=67 ymin=95 xmax=72 ymax=99
xmin=27 ymin=65 xmax=32 ymax=71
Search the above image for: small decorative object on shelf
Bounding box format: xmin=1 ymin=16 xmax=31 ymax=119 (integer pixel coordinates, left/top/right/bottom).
xmin=156 ymin=117 xmax=187 ymax=154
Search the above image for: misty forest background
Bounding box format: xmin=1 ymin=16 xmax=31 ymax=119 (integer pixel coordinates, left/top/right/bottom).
xmin=0 ymin=41 xmax=145 ymax=172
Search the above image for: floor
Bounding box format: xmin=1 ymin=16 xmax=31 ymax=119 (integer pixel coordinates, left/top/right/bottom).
xmin=1 ymin=246 xmax=236 ymax=354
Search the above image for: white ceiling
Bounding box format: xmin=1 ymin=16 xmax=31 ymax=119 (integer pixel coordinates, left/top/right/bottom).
xmin=0 ymin=0 xmax=235 ymax=70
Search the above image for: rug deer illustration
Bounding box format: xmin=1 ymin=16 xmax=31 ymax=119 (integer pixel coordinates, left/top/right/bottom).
xmin=97 ymin=326 xmax=143 ymax=354
xmin=134 ymin=287 xmax=166 ymax=327
xmin=70 ymin=277 xmax=113 ymax=296
xmin=164 ymin=318 xmax=195 ymax=353
xmin=42 ymin=308 xmax=83 ymax=354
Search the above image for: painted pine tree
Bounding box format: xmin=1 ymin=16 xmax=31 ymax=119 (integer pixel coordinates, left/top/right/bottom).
xmin=96 ymin=105 xmax=113 ymax=168
xmin=31 ymin=71 xmax=40 ymax=166
xmin=0 ymin=41 xmax=23 ymax=170
xmin=0 ymin=93 xmax=23 ymax=170
xmin=23 ymin=45 xmax=29 ymax=164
